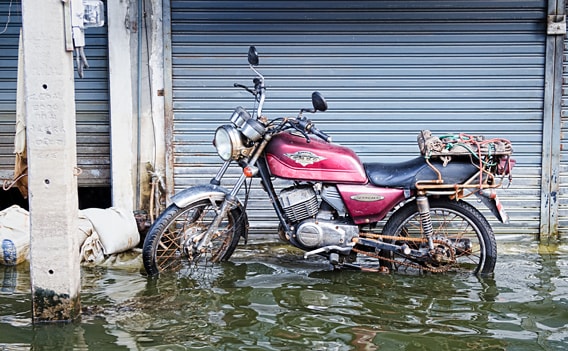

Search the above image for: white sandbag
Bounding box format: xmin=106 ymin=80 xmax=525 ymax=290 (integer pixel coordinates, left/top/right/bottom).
xmin=0 ymin=205 xmax=30 ymax=266
xmin=77 ymin=214 xmax=92 ymax=246
xmin=80 ymin=207 xmax=140 ymax=255
xmin=97 ymin=248 xmax=143 ymax=270
xmin=77 ymin=214 xmax=105 ymax=264
xmin=80 ymin=233 xmax=105 ymax=264
xmin=78 ymin=214 xmax=103 ymax=263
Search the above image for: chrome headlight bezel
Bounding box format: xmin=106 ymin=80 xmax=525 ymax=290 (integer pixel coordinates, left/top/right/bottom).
xmin=214 ymin=125 xmax=245 ymax=161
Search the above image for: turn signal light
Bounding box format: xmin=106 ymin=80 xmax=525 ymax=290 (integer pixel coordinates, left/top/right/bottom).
xmin=243 ymin=166 xmax=258 ymax=177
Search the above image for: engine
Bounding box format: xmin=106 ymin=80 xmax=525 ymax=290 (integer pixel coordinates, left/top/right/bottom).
xmin=279 ymin=184 xmax=359 ymax=249
xmin=279 ymin=184 xmax=319 ymax=223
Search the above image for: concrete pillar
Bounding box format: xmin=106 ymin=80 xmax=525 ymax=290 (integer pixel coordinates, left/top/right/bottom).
xmin=21 ymin=1 xmax=81 ymax=322
xmin=107 ymin=0 xmax=135 ymax=211
xmin=107 ymin=0 xmax=166 ymax=213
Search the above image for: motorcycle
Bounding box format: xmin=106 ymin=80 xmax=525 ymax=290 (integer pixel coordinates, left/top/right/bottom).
xmin=142 ymin=46 xmax=514 ymax=276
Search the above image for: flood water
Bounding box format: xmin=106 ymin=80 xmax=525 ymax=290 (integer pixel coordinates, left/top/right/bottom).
xmin=0 ymin=237 xmax=567 ymax=350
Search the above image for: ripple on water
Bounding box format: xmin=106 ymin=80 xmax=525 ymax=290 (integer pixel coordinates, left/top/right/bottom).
xmin=0 ymin=240 xmax=567 ymax=350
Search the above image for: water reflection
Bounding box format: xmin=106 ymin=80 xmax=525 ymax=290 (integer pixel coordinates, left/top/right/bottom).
xmin=0 ymin=239 xmax=567 ymax=350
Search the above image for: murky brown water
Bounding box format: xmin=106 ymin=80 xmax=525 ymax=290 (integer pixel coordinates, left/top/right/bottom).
xmin=1 ymin=237 xmax=567 ymax=350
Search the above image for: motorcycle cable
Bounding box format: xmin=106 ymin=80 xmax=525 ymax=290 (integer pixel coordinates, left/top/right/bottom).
xmin=264 ymin=117 xmax=285 ymax=130
xmin=238 ymin=176 xmax=253 ymax=241
xmin=245 ymin=172 xmax=254 ymax=208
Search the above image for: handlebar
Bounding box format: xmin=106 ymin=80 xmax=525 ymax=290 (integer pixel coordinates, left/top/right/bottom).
xmin=234 ymin=71 xmax=266 ymax=117
xmin=309 ymin=125 xmax=332 ymax=143
xmin=235 ymin=57 xmax=330 ymax=142
xmin=287 ymin=117 xmax=331 ymax=143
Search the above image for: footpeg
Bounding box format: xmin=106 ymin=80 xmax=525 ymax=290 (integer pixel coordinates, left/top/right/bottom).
xmin=329 ymin=252 xmax=339 ymax=265
xmin=303 ymin=244 xmax=353 ymax=259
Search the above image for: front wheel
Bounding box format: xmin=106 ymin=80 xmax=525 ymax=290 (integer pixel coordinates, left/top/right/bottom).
xmin=142 ymin=199 xmax=246 ymax=276
xmin=381 ymin=198 xmax=497 ymax=275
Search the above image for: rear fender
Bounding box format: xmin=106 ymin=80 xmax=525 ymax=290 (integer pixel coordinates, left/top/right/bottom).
xmin=474 ymin=189 xmax=509 ymax=224
xmin=170 ymin=184 xmax=249 ymax=241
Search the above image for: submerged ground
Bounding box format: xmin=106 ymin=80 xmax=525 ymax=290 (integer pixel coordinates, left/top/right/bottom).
xmin=0 ymin=236 xmax=567 ymax=350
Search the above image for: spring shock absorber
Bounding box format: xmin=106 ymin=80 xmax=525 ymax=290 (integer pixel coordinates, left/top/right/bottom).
xmin=416 ymin=195 xmax=435 ymax=250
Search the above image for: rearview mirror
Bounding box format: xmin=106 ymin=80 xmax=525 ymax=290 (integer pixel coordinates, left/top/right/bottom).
xmin=312 ymin=91 xmax=328 ymax=112
xmin=248 ymin=46 xmax=259 ymax=66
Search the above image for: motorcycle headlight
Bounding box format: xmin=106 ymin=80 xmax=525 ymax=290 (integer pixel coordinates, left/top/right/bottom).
xmin=214 ymin=125 xmax=245 ymax=161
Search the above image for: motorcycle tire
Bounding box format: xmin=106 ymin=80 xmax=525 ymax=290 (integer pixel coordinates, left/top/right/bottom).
xmin=380 ymin=197 xmax=497 ymax=275
xmin=142 ymin=199 xmax=246 ymax=276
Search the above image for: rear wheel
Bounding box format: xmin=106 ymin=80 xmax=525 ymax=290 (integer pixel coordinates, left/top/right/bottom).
xmin=142 ymin=199 xmax=246 ymax=276
xmin=380 ymin=198 xmax=497 ymax=275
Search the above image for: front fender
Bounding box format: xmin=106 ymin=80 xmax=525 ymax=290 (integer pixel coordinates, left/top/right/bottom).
xmin=170 ymin=184 xmax=249 ymax=242
xmin=171 ymin=184 xmax=234 ymax=208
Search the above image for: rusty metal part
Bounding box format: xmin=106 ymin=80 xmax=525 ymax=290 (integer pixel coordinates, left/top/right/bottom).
xmin=353 ymin=233 xmax=456 ymax=273
xmin=359 ymin=232 xmax=424 ymax=243
xmin=415 ymin=168 xmax=505 ymax=196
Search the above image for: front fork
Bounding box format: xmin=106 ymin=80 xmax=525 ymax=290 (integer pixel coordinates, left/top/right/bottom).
xmin=416 ymin=195 xmax=436 ymax=250
xmin=194 ymin=192 xmax=240 ymax=253
xmin=194 ymin=137 xmax=271 ymax=252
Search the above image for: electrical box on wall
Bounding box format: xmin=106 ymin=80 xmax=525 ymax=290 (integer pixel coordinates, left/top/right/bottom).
xmin=68 ymin=0 xmax=104 ymax=77
xmin=83 ymin=0 xmax=105 ymax=28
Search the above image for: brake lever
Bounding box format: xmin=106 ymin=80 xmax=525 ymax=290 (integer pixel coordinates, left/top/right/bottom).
xmin=289 ymin=119 xmax=311 ymax=143
xmin=234 ymin=83 xmax=256 ymax=96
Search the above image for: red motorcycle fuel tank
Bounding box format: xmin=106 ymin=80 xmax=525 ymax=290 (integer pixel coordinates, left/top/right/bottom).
xmin=265 ymin=132 xmax=367 ymax=183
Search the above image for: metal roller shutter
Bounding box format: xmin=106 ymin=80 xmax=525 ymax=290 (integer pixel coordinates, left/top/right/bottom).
xmin=169 ymin=0 xmax=546 ymax=238
xmin=559 ymin=3 xmax=568 ymax=236
xmin=0 ymin=2 xmax=110 ymax=188
xmin=0 ymin=3 xmax=18 ymax=184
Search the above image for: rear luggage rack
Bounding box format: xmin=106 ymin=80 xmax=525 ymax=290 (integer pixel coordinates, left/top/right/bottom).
xmin=416 ymin=130 xmax=515 ymax=199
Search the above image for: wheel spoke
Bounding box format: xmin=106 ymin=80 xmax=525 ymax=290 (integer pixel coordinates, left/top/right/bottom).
xmin=376 ymin=198 xmax=496 ymax=275
xmin=142 ymin=199 xmax=244 ymax=276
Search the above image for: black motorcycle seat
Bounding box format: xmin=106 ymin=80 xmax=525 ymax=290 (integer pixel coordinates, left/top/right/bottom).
xmin=364 ymin=156 xmax=479 ymax=189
